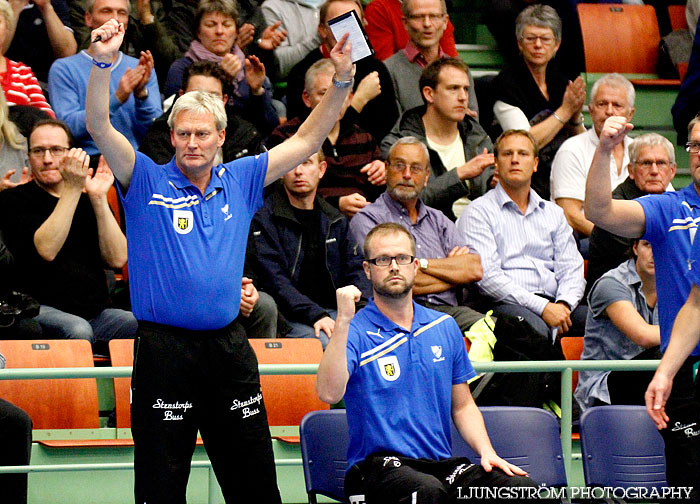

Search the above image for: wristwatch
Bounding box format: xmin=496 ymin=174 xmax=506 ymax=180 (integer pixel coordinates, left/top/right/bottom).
xmin=419 ymin=258 xmax=429 ymax=270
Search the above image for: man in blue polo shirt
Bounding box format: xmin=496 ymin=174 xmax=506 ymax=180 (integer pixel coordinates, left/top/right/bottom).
xmin=85 ymin=18 xmax=356 ymax=504
xmin=317 ymin=222 xmax=539 ymax=503
xmin=585 ymin=114 xmax=700 ymax=500
xmin=647 ymin=239 xmax=700 ymax=427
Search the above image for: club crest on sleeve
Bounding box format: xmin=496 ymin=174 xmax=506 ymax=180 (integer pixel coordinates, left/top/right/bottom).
xmin=173 ymin=210 xmax=194 ymax=234
xmin=377 ymin=355 xmax=400 ymax=381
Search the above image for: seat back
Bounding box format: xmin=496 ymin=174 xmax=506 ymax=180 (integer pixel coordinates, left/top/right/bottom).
xmin=451 ymin=406 xmax=567 ymax=487
xmin=560 ymin=336 xmax=584 ymax=391
xmin=300 ymin=409 xmax=348 ymax=503
xmin=668 ymin=4 xmax=689 ymax=31
xmin=108 ymin=338 xmax=135 ymax=429
xmin=578 ymin=4 xmax=660 ymax=74
xmin=579 ymin=405 xmax=667 ymax=488
xmin=0 ymin=340 xmax=100 ymax=429
xmin=248 ymin=339 xmax=329 ymax=427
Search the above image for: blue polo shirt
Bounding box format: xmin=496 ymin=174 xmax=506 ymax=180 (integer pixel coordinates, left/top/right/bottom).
xmin=637 ymin=183 xmax=700 ymax=355
xmin=119 ymin=152 xmax=267 ymax=330
xmin=344 ymin=299 xmax=476 ymax=469
xmin=689 ymin=236 xmax=700 ymax=286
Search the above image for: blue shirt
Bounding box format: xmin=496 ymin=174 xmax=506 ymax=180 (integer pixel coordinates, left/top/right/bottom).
xmin=344 ymin=299 xmax=476 ymax=469
xmin=48 ymin=51 xmax=162 ymax=155
xmin=120 ymin=151 xmax=267 ymax=330
xmin=456 ymin=184 xmax=585 ymax=315
xmin=637 ymin=183 xmax=700 ymax=355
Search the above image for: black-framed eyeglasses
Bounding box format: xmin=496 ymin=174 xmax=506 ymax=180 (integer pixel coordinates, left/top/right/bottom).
xmin=29 ymin=146 xmax=69 ymax=158
xmin=686 ymin=142 xmax=700 ymax=154
xmin=366 ymin=254 xmax=415 ymax=267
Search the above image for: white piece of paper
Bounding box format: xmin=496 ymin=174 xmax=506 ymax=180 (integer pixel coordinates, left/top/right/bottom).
xmin=328 ymin=11 xmax=373 ymax=62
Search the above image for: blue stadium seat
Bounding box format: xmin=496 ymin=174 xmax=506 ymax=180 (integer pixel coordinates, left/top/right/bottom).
xmin=451 ymin=406 xmax=568 ymax=487
xmin=580 ymin=405 xmax=667 ymax=488
xmin=300 ymin=409 xmax=349 ymax=503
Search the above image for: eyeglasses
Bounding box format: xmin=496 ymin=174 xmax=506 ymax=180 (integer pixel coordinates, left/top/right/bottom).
xmin=686 ymin=142 xmax=700 ymax=154
xmin=366 ymin=254 xmax=415 ymax=267
xmin=521 ymin=35 xmax=555 ymax=46
xmin=635 ymin=159 xmax=670 ymax=168
xmin=407 ymin=13 xmax=445 ymax=24
xmin=29 ymin=146 xmax=69 ymax=158
xmin=388 ymin=162 xmax=427 ymax=174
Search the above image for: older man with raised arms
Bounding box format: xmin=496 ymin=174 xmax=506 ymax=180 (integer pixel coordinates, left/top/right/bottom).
xmin=85 ymin=17 xmax=355 ymax=504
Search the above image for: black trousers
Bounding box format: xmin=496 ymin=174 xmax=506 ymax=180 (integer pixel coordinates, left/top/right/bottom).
xmin=660 ymin=357 xmax=700 ymax=504
xmin=345 ymin=454 xmax=541 ymax=504
xmin=607 ymin=346 xmax=662 ymax=406
xmin=0 ymin=398 xmax=32 ymax=504
xmin=131 ymin=320 xmax=282 ymax=504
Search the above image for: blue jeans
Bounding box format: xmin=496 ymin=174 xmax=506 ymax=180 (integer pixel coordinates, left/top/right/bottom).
xmin=284 ymin=309 xmax=337 ymax=349
xmin=35 ymin=305 xmax=138 ymax=343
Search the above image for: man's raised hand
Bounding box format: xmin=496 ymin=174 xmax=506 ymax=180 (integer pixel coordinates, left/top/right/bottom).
xmin=91 ymin=19 xmax=125 ymax=63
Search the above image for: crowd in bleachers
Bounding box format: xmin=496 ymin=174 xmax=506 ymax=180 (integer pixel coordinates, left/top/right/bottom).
xmin=0 ymin=0 xmax=692 ymax=407
xmin=1 ymin=0 xmax=699 ymax=501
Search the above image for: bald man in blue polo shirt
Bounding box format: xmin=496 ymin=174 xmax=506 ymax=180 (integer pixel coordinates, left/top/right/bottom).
xmin=317 ymin=222 xmax=539 ymax=503
xmin=85 ymin=18 xmax=356 ymax=504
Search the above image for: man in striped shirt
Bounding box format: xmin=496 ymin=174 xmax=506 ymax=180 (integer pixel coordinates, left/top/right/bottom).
xmin=456 ymin=129 xmax=585 ymax=342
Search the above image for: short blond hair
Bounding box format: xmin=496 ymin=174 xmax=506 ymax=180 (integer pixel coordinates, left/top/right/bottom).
xmin=168 ymin=91 xmax=227 ymax=132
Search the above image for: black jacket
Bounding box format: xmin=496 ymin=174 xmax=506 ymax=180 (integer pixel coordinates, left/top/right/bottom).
xmin=381 ymin=105 xmax=494 ymax=220
xmin=251 ymin=185 xmax=371 ymax=325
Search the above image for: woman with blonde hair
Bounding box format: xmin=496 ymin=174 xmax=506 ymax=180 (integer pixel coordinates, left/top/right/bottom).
xmin=0 ymin=88 xmax=28 ymax=191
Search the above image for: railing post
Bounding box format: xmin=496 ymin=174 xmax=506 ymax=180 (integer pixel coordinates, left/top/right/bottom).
xmin=209 ymin=465 xmax=218 ymax=504
xmin=560 ymin=367 xmax=573 ymax=487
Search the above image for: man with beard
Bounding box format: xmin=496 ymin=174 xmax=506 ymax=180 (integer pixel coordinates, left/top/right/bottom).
xmin=316 ymin=222 xmax=540 ymax=503
xmin=349 ymin=136 xmax=490 ymax=334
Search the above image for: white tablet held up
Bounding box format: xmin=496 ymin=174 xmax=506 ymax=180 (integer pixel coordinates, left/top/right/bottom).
xmin=327 ymin=10 xmax=374 ymax=62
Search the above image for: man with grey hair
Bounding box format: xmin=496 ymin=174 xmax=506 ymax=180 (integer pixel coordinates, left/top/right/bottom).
xmin=85 ymin=17 xmax=355 ymax=504
xmin=384 ymin=0 xmax=478 ymax=116
xmin=551 ymin=73 xmax=637 ymax=239
xmin=48 ymin=0 xmax=161 ymax=157
xmin=586 ymin=132 xmax=677 ymax=288
xmin=350 ymin=135 xmax=491 ymax=335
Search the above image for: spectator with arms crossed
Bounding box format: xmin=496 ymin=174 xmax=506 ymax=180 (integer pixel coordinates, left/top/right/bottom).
xmin=85 ymin=17 xmax=355 ymax=504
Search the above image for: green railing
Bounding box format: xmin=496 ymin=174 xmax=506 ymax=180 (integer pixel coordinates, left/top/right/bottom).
xmin=0 ymin=360 xmax=662 ymax=502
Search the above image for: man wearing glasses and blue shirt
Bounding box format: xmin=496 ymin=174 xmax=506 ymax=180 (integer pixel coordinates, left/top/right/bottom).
xmin=317 ymin=222 xmax=540 ymax=503
xmin=585 ymin=115 xmax=700 ymax=502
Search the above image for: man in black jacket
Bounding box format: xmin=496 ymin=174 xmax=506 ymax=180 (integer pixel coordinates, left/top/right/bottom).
xmin=250 ymin=148 xmax=371 ymax=349
xmin=139 ymin=61 xmax=265 ymax=164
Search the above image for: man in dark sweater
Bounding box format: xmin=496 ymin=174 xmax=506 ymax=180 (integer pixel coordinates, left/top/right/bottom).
xmin=0 ymin=119 xmax=137 ymax=342
xmin=250 ymin=147 xmax=370 ymax=349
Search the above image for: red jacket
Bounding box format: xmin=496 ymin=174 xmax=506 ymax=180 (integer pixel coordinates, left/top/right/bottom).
xmin=364 ymin=0 xmax=457 ymax=61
